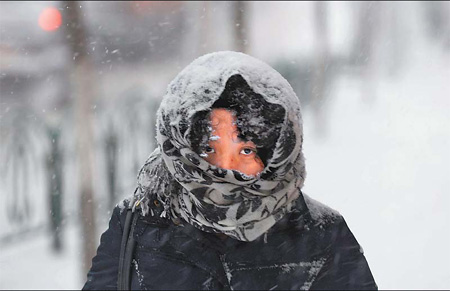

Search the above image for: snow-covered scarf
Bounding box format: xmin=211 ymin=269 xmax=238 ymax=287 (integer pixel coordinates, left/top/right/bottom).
xmin=135 ymin=51 xmax=306 ymax=242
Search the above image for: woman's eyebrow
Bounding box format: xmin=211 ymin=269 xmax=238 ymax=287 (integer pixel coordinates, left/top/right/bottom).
xmin=237 ymin=138 xmax=256 ymax=147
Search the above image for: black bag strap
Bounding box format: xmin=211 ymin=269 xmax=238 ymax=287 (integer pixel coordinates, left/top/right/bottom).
xmin=117 ymin=199 xmax=138 ymax=290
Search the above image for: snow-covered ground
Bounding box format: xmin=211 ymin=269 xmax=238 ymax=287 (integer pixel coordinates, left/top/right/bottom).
xmin=0 ymin=224 xmax=83 ymax=289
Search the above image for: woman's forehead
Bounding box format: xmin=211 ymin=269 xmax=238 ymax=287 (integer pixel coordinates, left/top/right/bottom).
xmin=210 ymin=108 xmax=236 ymax=127
xmin=209 ymin=109 xmax=257 ymax=145
xmin=210 ymin=108 xmax=238 ymax=140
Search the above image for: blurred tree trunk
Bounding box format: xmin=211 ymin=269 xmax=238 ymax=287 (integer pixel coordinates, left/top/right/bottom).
xmin=311 ymin=1 xmax=329 ymax=138
xmin=233 ymin=1 xmax=248 ymax=53
xmin=47 ymin=127 xmax=63 ymax=253
xmin=61 ymin=1 xmax=97 ymax=276
xmin=354 ymin=1 xmax=381 ymax=104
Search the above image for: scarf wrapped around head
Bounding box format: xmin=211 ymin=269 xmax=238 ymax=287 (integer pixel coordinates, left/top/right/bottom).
xmin=135 ymin=51 xmax=306 ymax=242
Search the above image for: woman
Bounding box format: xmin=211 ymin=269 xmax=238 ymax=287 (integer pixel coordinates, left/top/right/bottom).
xmin=83 ymin=52 xmax=377 ymax=290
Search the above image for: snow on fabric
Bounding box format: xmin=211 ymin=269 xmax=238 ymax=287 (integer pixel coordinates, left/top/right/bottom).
xmin=135 ymin=51 xmax=306 ymax=242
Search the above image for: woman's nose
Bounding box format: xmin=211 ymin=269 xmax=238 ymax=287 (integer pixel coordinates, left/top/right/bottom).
xmin=216 ymin=152 xmax=237 ymax=171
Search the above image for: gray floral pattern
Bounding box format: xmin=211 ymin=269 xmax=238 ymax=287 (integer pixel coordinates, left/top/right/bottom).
xmin=135 ymin=51 xmax=306 ymax=242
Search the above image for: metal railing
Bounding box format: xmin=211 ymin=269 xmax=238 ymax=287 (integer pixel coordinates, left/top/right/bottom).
xmin=0 ymin=93 xmax=160 ymax=250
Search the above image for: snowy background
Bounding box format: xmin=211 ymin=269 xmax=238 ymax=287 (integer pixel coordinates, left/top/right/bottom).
xmin=0 ymin=1 xmax=449 ymax=289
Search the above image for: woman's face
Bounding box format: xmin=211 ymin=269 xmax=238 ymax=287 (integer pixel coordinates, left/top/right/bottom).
xmin=202 ymin=108 xmax=264 ymax=176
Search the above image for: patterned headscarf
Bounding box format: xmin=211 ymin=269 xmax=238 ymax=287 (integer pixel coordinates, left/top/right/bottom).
xmin=135 ymin=51 xmax=306 ymax=242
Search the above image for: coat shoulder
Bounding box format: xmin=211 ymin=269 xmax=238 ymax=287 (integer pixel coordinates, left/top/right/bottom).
xmin=116 ymin=195 xmax=134 ymax=214
xmin=302 ymin=193 xmax=342 ymax=228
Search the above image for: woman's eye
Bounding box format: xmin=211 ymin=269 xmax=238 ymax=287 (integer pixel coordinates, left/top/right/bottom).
xmin=204 ymin=146 xmax=215 ymax=154
xmin=241 ymin=148 xmax=256 ymax=155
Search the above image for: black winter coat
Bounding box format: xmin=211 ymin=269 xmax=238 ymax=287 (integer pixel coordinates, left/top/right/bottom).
xmin=83 ymin=192 xmax=377 ymax=290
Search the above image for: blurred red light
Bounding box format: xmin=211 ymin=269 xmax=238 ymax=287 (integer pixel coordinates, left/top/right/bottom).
xmin=38 ymin=7 xmax=62 ymax=31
